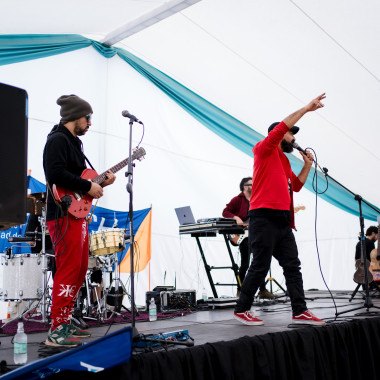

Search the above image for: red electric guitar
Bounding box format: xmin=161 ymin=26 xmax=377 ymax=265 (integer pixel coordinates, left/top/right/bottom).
xmin=52 ymin=147 xmax=146 ymax=218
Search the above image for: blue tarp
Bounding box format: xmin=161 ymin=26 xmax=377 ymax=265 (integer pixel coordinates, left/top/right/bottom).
xmin=1 ymin=326 xmax=132 ymax=379
xmin=0 ymin=177 xmax=150 ymax=259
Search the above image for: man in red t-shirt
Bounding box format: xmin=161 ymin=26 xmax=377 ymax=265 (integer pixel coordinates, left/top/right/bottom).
xmin=223 ymin=177 xmax=274 ymax=298
xmin=233 ymin=93 xmax=326 ymax=326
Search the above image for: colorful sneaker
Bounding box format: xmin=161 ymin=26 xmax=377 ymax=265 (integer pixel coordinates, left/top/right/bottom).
xmin=68 ymin=321 xmax=91 ymax=338
xmin=292 ymin=310 xmax=326 ymax=326
xmin=258 ymin=289 xmax=275 ymax=299
xmin=233 ymin=310 xmax=264 ymax=326
xmin=45 ymin=324 xmax=82 ymax=348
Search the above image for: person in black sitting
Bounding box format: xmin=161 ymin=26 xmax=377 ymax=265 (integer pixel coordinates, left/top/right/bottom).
xmin=355 ymin=226 xmax=378 ymax=262
xmin=355 ymin=226 xmax=378 ymax=290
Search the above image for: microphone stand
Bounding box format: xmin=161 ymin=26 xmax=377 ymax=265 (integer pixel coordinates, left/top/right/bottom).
xmin=125 ymin=117 xmax=139 ymax=337
xmin=320 ymin=167 xmax=380 ymax=317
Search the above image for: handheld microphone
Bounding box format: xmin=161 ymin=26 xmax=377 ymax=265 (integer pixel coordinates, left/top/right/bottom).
xmin=121 ymin=110 xmax=143 ymax=124
xmin=291 ymin=141 xmax=308 ymax=155
xmin=292 ymin=141 xmax=321 ymax=169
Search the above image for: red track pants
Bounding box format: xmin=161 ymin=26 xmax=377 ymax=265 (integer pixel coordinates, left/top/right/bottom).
xmin=47 ymin=215 xmax=89 ymax=331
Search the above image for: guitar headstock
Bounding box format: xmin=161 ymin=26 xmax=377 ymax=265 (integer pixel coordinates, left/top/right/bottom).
xmin=132 ymin=147 xmax=146 ymax=161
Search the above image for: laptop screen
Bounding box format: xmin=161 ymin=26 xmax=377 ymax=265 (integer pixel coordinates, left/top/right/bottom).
xmin=175 ymin=206 xmax=196 ymax=225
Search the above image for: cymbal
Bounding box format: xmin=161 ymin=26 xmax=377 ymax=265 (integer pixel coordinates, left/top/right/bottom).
xmin=27 ymin=192 xmax=47 ymax=202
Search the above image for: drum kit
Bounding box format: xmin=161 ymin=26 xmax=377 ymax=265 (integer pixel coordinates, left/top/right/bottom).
xmin=0 ymin=191 xmax=132 ymax=329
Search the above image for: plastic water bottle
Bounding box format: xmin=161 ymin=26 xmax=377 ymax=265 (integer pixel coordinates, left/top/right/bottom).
xmin=149 ymin=298 xmax=157 ymax=321
xmin=14 ymin=321 xmax=27 ymax=364
xmin=202 ymin=288 xmax=207 ymax=302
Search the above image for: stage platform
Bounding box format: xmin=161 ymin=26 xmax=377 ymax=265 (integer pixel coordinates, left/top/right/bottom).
xmin=1 ymin=289 xmax=380 ymax=379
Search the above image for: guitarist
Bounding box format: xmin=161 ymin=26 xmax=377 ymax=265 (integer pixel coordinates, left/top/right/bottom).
xmin=355 ymin=226 xmax=378 ymax=262
xmin=223 ymin=177 xmax=274 ymax=299
xmin=43 ymin=95 xmax=116 ymax=347
xmin=355 ymin=226 xmax=378 ymax=289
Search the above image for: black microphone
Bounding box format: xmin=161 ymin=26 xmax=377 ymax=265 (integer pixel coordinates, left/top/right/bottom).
xmin=121 ymin=110 xmax=143 ymax=124
xmin=292 ymin=141 xmax=308 ymax=155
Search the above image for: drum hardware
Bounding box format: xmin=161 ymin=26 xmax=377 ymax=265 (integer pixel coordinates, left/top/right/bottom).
xmin=84 ymin=272 xmax=104 ymax=322
xmin=72 ymin=251 xmax=137 ymax=323
xmin=101 ymin=251 xmax=138 ymax=322
xmin=33 ymin=203 xmax=50 ymax=324
xmin=2 ymin=202 xmax=51 ymax=326
xmin=72 ymin=308 xmax=89 ymax=330
xmin=0 ymin=299 xmax=41 ymax=331
xmin=71 ymin=255 xmax=105 ymax=323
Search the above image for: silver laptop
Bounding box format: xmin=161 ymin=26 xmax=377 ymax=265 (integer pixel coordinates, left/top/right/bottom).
xmin=175 ymin=206 xmax=196 ymax=225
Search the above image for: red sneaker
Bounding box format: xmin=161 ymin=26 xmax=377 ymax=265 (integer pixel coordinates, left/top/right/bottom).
xmin=292 ymin=310 xmax=325 ymax=326
xmin=233 ymin=310 xmax=264 ymax=326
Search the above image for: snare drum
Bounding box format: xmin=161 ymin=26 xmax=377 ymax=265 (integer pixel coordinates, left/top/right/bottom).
xmin=0 ymin=254 xmax=42 ymax=300
xmin=89 ymin=228 xmax=125 ymax=256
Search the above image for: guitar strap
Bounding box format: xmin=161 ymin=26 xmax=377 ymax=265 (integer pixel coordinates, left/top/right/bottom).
xmin=83 ymin=154 xmax=95 ymax=171
xmin=49 ymin=125 xmax=97 ymax=172
xmin=279 ymin=154 xmax=293 ymax=212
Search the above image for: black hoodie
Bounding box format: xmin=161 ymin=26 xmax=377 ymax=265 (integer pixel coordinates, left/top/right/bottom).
xmin=43 ymin=123 xmax=92 ymax=221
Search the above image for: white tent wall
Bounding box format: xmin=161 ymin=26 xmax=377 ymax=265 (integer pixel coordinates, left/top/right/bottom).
xmin=0 ymin=44 xmax=374 ymax=307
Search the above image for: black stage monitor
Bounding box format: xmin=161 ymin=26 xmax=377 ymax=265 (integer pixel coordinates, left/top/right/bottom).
xmin=0 ymin=82 xmax=28 ymax=230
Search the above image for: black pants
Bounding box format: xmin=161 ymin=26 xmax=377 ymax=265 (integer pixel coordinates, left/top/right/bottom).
xmin=239 ymin=238 xmax=266 ymax=292
xmin=235 ymin=210 xmax=307 ymax=316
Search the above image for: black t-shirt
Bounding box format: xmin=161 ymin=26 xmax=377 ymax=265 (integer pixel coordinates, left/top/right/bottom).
xmin=355 ymin=238 xmax=375 ymax=261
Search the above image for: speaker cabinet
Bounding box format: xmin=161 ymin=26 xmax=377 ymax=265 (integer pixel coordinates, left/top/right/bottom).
xmin=0 ymin=82 xmax=28 ymax=230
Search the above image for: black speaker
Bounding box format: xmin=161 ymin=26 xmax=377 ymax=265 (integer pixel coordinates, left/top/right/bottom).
xmin=0 ymin=82 xmax=28 ymax=230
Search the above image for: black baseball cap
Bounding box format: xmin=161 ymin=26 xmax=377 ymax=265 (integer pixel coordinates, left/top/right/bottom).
xmin=268 ymin=122 xmax=299 ymax=135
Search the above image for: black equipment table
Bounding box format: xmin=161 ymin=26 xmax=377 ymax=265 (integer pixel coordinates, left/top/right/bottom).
xmin=179 ymin=221 xmax=246 ymax=298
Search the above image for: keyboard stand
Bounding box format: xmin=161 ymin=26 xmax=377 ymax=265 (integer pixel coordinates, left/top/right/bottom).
xmin=180 ymin=223 xmax=244 ymax=298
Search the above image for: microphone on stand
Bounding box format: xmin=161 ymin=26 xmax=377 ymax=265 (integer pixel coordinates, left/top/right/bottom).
xmin=121 ymin=110 xmax=143 ymax=124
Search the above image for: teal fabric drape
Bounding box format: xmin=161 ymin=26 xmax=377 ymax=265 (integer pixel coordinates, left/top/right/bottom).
xmin=0 ymin=34 xmax=378 ymax=221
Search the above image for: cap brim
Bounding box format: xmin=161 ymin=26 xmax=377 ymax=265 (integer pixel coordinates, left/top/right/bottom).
xmin=290 ymin=126 xmax=299 ymax=135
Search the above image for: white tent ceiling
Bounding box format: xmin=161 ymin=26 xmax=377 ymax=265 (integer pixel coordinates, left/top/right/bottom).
xmin=2 ymin=0 xmax=379 ymax=205
xmin=119 ymin=0 xmax=380 ymax=206
xmin=0 ymin=0 xmax=200 ymax=43
xmin=1 ymin=0 xmax=380 ymax=303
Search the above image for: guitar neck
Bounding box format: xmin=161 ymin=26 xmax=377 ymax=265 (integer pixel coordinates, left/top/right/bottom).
xmin=93 ymin=158 xmax=129 ymax=185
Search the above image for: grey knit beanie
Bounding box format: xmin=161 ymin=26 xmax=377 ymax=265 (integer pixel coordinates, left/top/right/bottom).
xmin=57 ymin=94 xmax=93 ymax=122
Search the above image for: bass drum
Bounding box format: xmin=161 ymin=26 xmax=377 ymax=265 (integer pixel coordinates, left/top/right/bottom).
xmin=0 ymin=254 xmax=42 ymax=300
xmin=89 ymin=228 xmax=125 ymax=256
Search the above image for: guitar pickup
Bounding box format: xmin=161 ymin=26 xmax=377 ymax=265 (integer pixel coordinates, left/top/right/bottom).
xmin=73 ymin=191 xmax=82 ymax=201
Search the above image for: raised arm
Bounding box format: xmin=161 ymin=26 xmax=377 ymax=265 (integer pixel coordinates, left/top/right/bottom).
xmin=283 ymin=93 xmax=326 ymax=129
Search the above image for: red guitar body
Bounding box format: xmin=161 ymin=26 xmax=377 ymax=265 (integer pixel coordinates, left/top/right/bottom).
xmin=52 ymin=169 xmax=97 ymax=219
xmin=51 ymin=147 xmax=146 ymax=219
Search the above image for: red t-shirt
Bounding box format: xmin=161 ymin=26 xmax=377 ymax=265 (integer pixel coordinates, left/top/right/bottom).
xmin=250 ymin=121 xmax=304 ymax=228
